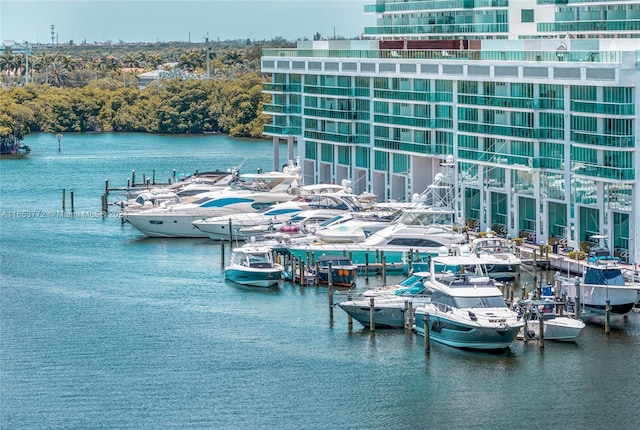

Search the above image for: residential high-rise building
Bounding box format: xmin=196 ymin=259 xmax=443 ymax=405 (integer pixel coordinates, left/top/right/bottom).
xmin=261 ymin=0 xmax=639 ymax=264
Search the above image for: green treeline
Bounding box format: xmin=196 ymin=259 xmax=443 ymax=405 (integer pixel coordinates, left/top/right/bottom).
xmin=0 ymin=40 xmax=300 ymax=144
xmin=0 ymin=73 xmax=271 ymax=141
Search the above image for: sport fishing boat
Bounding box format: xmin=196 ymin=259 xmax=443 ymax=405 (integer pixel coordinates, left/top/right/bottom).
xmin=555 ymin=254 xmax=639 ymax=317
xmin=464 ymin=232 xmax=522 ymax=281
xmin=413 ymin=254 xmax=524 ymax=351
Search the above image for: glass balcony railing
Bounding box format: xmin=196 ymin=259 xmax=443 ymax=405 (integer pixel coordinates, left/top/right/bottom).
xmin=304 ymin=131 xmax=370 ymax=145
xmin=303 ymin=108 xmax=369 ymax=121
xmin=263 ymin=125 xmax=301 ymax=135
xmin=262 ymin=48 xmax=621 ymax=63
xmin=262 ymin=104 xmax=301 ymax=114
xmin=262 ymin=83 xmax=302 ymax=92
xmin=571 ymin=132 xmax=635 ymax=148
xmin=570 ymin=101 xmax=635 ymax=116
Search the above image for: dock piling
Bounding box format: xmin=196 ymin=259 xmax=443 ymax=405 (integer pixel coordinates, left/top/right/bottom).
xmin=328 ymin=262 xmax=334 ymax=321
xmin=574 ymin=277 xmax=581 ymax=320
xmin=62 ymin=188 xmax=66 ymax=211
xmin=423 ymin=313 xmax=430 ymax=354
xmin=364 ymin=251 xmax=369 ymax=281
xmin=369 ymin=297 xmax=375 ymax=332
xmin=539 ymin=307 xmax=545 ymax=348
xmin=220 ymin=241 xmax=225 ymax=267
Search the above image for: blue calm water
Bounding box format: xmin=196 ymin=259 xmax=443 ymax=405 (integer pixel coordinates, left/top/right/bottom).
xmin=1 ymin=133 xmax=639 ymax=429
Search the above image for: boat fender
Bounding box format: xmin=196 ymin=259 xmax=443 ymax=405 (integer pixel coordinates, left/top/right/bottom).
xmin=526 ymin=329 xmax=536 ymax=339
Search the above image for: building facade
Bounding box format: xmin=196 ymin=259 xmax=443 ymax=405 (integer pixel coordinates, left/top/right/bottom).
xmin=261 ymin=0 xmax=639 ymax=264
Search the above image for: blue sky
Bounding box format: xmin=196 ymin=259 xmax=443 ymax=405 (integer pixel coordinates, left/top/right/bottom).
xmin=1 ymin=0 xmax=374 ymax=44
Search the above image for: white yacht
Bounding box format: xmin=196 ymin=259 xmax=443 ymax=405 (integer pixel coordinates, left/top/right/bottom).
xmin=463 ymin=231 xmax=522 ymax=281
xmin=555 ymin=255 xmax=640 ymax=318
xmin=123 ymin=163 xmax=301 ymax=238
xmin=414 ymin=254 xmax=524 ymax=351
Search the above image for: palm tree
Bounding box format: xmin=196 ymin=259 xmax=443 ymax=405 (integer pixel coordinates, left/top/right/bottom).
xmin=60 ymin=55 xmax=76 ymax=72
xmin=31 ymin=51 xmax=54 ymax=83
xmin=221 ymin=50 xmax=243 ymax=66
xmin=12 ymin=54 xmax=25 ymax=84
xmin=143 ymin=52 xmax=163 ymax=69
xmin=178 ymin=50 xmax=204 ymax=72
xmin=121 ymin=52 xmax=140 ymax=69
xmin=46 ymin=60 xmax=69 ymax=87
xmin=0 ymin=48 xmax=14 ymax=84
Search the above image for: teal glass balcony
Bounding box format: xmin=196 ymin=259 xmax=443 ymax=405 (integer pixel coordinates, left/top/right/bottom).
xmin=304 ymin=131 xmax=370 ymax=145
xmin=263 ymin=125 xmax=301 ymax=136
xmin=571 ymin=101 xmax=635 ymax=116
xmin=263 ymin=104 xmax=301 ymax=114
xmin=304 ymin=108 xmax=369 ymax=121
xmin=571 ymin=132 xmax=634 ymax=148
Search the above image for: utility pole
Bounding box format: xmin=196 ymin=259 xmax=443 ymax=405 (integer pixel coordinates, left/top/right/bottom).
xmin=24 ymin=41 xmax=29 ymax=84
xmin=205 ymin=34 xmax=210 ymax=80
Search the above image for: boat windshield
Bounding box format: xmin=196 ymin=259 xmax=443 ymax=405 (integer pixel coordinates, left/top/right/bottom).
xmin=396 ymin=208 xmax=454 ymax=226
xmin=453 ymin=295 xmax=507 ymax=309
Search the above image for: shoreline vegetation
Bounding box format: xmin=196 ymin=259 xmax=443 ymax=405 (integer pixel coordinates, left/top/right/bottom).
xmin=1 ymin=39 xmax=301 ymax=146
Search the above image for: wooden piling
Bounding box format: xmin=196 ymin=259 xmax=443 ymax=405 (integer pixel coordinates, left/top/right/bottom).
xmin=228 ymin=218 xmax=233 ymax=243
xmin=605 ymin=299 xmax=611 ymax=334
xmin=152 ymin=170 xmax=156 ymax=185
xmin=369 ymin=297 xmax=375 ymax=332
xmin=523 ymin=308 xmax=529 ymax=343
xmin=574 ymin=277 xmax=581 ymax=320
xmin=423 ymin=313 xmax=430 ymax=354
xmin=381 ymin=253 xmax=387 ymax=285
xmin=539 ymin=307 xmax=545 ymax=348
xmin=131 ymin=170 xmax=136 ymax=187
xmin=220 ymin=240 xmax=225 ymax=267
xmin=101 ymin=194 xmax=108 ymax=216
xmin=62 ymin=188 xmax=66 ymax=211
xmin=105 ymin=179 xmax=109 ymax=194
xmin=328 ymin=262 xmax=334 ymax=320
xmin=70 ymin=191 xmax=74 ymax=213
xmin=364 ymin=251 xmax=369 ymax=281
xmin=300 ymin=261 xmax=305 ymax=286
xmin=408 ymin=248 xmax=413 ymax=276
xmin=347 ymin=293 xmax=353 ymax=330
xmin=314 ymin=261 xmax=319 ymax=287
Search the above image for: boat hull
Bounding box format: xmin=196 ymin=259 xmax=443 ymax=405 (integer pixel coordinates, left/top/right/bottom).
xmin=414 ymin=308 xmax=523 ymax=351
xmin=563 ymin=283 xmax=639 ymax=316
xmin=338 ymin=297 xmax=431 ymax=329
xmin=224 ymin=267 xmax=282 ymax=288
xmin=521 ymin=317 xmax=585 ymax=342
xmin=124 ymin=213 xmax=210 ymax=238
xmin=317 ymin=266 xmax=358 ymax=287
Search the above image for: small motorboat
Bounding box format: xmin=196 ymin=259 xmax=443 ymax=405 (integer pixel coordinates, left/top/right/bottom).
xmin=224 ymin=245 xmax=283 ymax=288
xmin=314 ymin=255 xmax=358 ymax=288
